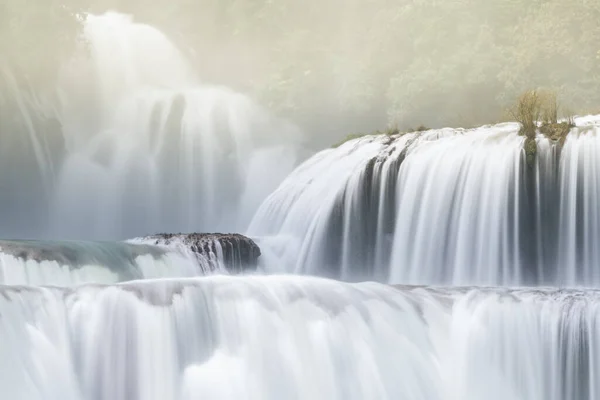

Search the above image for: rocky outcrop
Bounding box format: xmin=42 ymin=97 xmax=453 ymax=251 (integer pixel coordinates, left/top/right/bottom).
xmin=139 ymin=233 xmax=261 ymax=273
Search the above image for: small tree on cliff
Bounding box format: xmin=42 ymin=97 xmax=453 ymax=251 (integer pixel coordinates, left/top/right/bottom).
xmin=511 ymin=90 xmax=543 ymax=139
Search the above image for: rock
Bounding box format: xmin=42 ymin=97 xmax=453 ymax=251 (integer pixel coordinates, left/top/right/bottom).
xmin=140 ymin=233 xmax=261 ymax=273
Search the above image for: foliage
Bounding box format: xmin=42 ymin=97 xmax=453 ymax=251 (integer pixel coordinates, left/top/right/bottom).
xmin=332 ymin=133 xmax=370 ymax=148
xmin=511 ymin=90 xmax=543 ymax=138
xmin=508 ymin=88 xmax=575 ymax=167
xmin=157 ymin=0 xmax=600 ymax=133
xmin=0 ymin=0 xmax=88 ymax=178
xmin=331 ymin=124 xmax=408 ymax=148
xmin=510 ymin=89 xmax=575 ymax=139
xmin=1 ymin=0 xmax=600 ymax=141
xmin=539 ymin=90 xmax=559 ymax=126
xmin=0 ymin=0 xmax=86 ymax=87
xmin=539 ymin=122 xmax=573 ymax=142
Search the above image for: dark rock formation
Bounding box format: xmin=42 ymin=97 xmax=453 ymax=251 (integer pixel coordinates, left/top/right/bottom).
xmin=141 ymin=233 xmax=261 ymax=273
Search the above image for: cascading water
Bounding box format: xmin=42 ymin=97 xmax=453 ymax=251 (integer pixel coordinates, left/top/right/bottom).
xmin=0 ymin=12 xmax=303 ymax=240
xmin=250 ymin=116 xmax=600 ymax=286
xmin=0 ymin=64 xmax=63 ymax=238
xmin=2 ymin=8 xmax=600 ymax=400
xmin=0 ymin=239 xmax=220 ymax=287
xmin=1 ymin=275 xmax=599 ymax=400
xmin=0 ymin=231 xmax=263 ymax=287
xmin=129 ymin=233 xmax=261 ymax=273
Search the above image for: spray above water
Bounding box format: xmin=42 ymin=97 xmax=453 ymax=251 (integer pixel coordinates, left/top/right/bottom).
xmin=1 ymin=9 xmax=600 ymax=400
xmin=0 ymin=12 xmax=303 ymax=240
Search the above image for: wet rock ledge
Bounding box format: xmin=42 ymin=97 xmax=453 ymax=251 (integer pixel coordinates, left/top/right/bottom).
xmin=140 ymin=233 xmax=261 ymax=273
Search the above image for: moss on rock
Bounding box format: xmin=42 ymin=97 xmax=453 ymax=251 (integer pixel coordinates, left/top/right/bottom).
xmin=539 ymin=121 xmax=573 ymax=142
xmin=524 ymin=137 xmax=537 ymax=168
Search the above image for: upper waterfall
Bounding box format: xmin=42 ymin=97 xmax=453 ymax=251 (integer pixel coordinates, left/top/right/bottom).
xmin=250 ymin=116 xmax=600 ymax=287
xmin=0 ymin=12 xmax=304 ymax=240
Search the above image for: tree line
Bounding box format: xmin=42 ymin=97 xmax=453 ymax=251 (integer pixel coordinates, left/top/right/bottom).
xmin=1 ymin=0 xmax=599 ymax=142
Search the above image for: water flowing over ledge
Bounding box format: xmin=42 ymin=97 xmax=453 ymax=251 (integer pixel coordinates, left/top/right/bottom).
xmin=0 ymin=12 xmax=304 ymax=240
xmin=0 ymin=275 xmax=598 ymax=400
xmin=1 ymin=10 xmax=599 ymax=400
xmin=130 ymin=233 xmax=261 ymax=273
xmin=250 ymin=116 xmax=600 ymax=287
xmin=0 ymin=233 xmax=261 ymax=286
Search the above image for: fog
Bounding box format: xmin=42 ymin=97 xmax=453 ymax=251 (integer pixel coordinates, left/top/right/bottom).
xmin=2 ymin=0 xmax=599 ymax=148
xmin=0 ymin=0 xmax=598 ymax=238
xmin=87 ymin=0 xmax=600 ymax=148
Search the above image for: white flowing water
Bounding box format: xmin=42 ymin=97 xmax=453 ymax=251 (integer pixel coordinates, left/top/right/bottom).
xmin=0 ymin=275 xmax=598 ymax=400
xmin=0 ymin=240 xmax=222 ymax=287
xmin=250 ymin=116 xmax=600 ymax=286
xmin=2 ymin=10 xmax=600 ymax=400
xmin=0 ymin=12 xmax=303 ymax=240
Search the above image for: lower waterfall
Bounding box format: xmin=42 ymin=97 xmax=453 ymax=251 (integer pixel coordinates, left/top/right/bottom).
xmin=0 ymin=275 xmax=598 ymax=400
xmin=0 ymin=234 xmax=259 ymax=286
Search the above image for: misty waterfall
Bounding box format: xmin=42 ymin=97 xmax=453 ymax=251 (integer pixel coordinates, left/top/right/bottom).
xmin=0 ymin=9 xmax=600 ymax=400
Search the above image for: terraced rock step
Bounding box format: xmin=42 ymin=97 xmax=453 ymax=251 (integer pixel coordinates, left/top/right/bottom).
xmin=138 ymin=233 xmax=262 ymax=273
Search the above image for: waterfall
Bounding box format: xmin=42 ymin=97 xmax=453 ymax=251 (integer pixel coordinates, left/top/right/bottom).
xmin=0 ymin=240 xmax=206 ymax=286
xmin=129 ymin=233 xmax=261 ymax=273
xmin=3 ymin=8 xmax=600 ymax=399
xmin=250 ymin=116 xmax=600 ymax=286
xmin=0 ymin=12 xmax=303 ymax=240
xmin=0 ymin=64 xmax=63 ymax=238
xmin=0 ymin=233 xmax=260 ymax=286
xmin=0 ymin=275 xmax=598 ymax=400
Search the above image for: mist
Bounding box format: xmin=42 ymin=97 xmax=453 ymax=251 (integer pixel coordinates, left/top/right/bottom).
xmin=84 ymin=0 xmax=600 ymax=148
xmin=0 ymin=0 xmax=599 ymax=238
xmin=1 ymin=4 xmax=600 ymax=398
xmin=2 ymin=0 xmax=600 ymax=148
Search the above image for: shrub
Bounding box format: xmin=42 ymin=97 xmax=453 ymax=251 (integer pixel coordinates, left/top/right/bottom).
xmin=538 ymin=91 xmax=575 ymax=142
xmin=539 ymin=122 xmax=573 ymax=142
xmin=510 ymin=89 xmax=578 ymax=167
xmin=539 ymin=89 xmax=559 ymax=125
xmin=510 ymin=90 xmax=543 ymax=138
xmin=511 ymin=89 xmax=575 ymax=141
